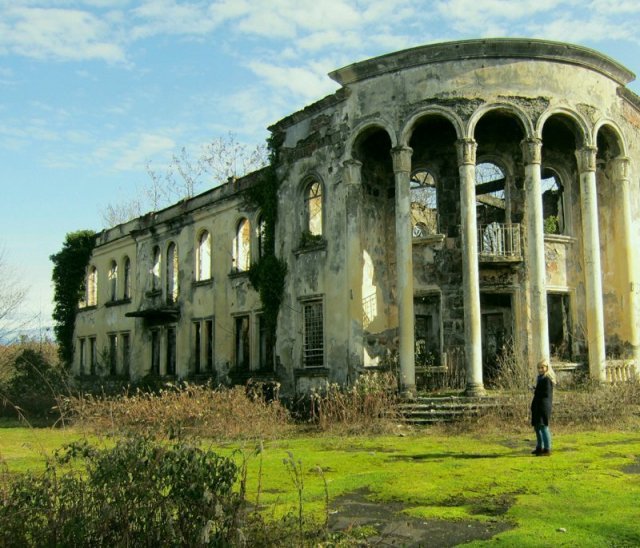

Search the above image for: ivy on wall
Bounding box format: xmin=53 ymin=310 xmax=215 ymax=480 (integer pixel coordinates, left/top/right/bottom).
xmin=246 ymin=136 xmax=287 ymax=346
xmin=50 ymin=230 xmax=96 ymax=365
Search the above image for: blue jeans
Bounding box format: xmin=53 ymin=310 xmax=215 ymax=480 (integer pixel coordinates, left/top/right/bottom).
xmin=534 ymin=425 xmax=551 ymax=450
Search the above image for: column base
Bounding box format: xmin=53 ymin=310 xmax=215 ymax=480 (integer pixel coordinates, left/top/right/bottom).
xmin=464 ymin=383 xmax=486 ymax=397
xmin=399 ymin=384 xmax=417 ymax=400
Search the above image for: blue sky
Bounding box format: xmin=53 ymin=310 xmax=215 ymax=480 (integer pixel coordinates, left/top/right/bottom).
xmin=2 ymin=0 xmax=640 ymax=335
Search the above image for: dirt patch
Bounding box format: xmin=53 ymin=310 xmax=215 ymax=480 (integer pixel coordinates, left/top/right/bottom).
xmin=622 ymin=457 xmax=640 ymax=474
xmin=328 ymin=489 xmax=514 ymax=547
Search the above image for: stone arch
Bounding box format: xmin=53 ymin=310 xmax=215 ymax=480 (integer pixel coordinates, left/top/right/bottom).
xmin=346 ymin=119 xmax=397 ymax=162
xmin=594 ymin=120 xmax=627 ymax=161
xmin=536 ymin=107 xmax=591 ymax=147
xmin=401 ymin=106 xmax=464 ymax=146
xmin=467 ymin=102 xmax=533 ymax=141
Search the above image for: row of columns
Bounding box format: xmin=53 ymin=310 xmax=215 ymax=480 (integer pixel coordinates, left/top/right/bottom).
xmin=347 ymin=137 xmax=638 ymax=396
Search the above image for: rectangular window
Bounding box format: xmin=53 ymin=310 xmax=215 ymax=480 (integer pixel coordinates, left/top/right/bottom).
xmin=193 ymin=321 xmax=201 ymax=374
xmin=205 ymin=319 xmax=214 ymax=372
xmin=121 ymin=333 xmax=131 ymax=378
xmin=109 ymin=334 xmax=118 ymax=376
xmin=235 ymin=315 xmax=250 ymax=369
xmin=89 ymin=337 xmax=97 ymax=376
xmin=78 ymin=338 xmax=86 ymax=376
xmin=166 ymin=327 xmax=176 ymax=376
xmin=258 ymin=314 xmax=273 ymax=370
xmin=303 ymin=300 xmax=324 ymax=367
xmin=151 ymin=330 xmax=160 ymax=375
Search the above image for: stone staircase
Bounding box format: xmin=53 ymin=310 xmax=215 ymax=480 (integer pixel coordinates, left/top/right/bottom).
xmin=398 ymin=395 xmax=500 ymax=424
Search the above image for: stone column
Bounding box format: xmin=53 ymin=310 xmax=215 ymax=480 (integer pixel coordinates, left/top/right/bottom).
xmin=576 ymin=146 xmax=606 ymax=381
xmin=391 ymin=146 xmax=416 ymax=396
xmin=456 ymin=138 xmax=485 ymax=396
xmin=611 ymin=156 xmax=640 ymax=373
xmin=343 ymin=159 xmax=364 ymax=381
xmin=522 ymin=138 xmax=550 ymax=366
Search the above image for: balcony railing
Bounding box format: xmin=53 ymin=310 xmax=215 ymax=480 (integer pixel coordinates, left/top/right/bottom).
xmin=477 ymin=223 xmax=522 ymax=261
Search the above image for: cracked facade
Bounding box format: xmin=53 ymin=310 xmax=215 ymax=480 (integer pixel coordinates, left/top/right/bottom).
xmin=73 ymin=39 xmax=640 ymax=395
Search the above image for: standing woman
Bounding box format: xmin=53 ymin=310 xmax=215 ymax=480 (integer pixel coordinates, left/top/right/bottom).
xmin=531 ymin=359 xmax=556 ymax=456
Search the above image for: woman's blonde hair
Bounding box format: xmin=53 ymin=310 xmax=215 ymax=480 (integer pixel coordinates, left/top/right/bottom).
xmin=538 ymin=359 xmax=557 ymax=384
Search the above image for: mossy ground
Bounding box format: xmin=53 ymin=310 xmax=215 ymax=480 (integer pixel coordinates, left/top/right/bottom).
xmin=1 ymin=423 xmax=639 ymax=546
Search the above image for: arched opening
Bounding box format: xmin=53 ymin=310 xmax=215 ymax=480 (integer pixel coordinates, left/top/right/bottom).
xmin=151 ymin=246 xmax=161 ymax=291
xmin=197 ymin=230 xmax=212 ymax=281
xmin=123 ymin=256 xmax=131 ymax=299
xmin=233 ymin=218 xmax=251 ymax=273
xmin=410 ymin=169 xmax=438 ymax=237
xmin=304 ymin=180 xmax=323 ymax=237
xmin=166 ymin=242 xmax=178 ymax=303
xmin=108 ymin=260 xmax=118 ymax=302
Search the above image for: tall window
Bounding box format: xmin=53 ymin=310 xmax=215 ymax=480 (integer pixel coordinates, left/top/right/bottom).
xmin=78 ymin=338 xmax=86 ymax=376
xmin=151 ymin=246 xmax=161 ymax=291
xmin=205 ymin=319 xmax=214 ymax=372
xmin=151 ymin=330 xmax=160 ymax=375
xmin=197 ymin=230 xmax=212 ymax=281
xmin=121 ymin=332 xmax=131 ymax=378
xmin=410 ymin=170 xmax=438 ymax=237
xmin=305 ymin=181 xmax=323 ymax=236
xmin=109 ymin=260 xmax=118 ymax=302
xmin=258 ymin=314 xmax=273 ymax=370
xmin=109 ymin=334 xmax=118 ymax=376
xmin=123 ymin=256 xmax=131 ymax=299
xmin=87 ymin=266 xmax=98 ymax=306
xmin=166 ymin=242 xmax=178 ymax=303
xmin=166 ymin=327 xmax=176 ymax=376
xmin=303 ymin=300 xmax=324 ymax=367
xmin=89 ymin=337 xmax=97 ymax=375
xmin=193 ymin=321 xmax=202 ymax=374
xmin=541 ymin=168 xmax=565 ymax=234
xmin=235 ymin=316 xmax=250 ymax=369
xmin=233 ymin=218 xmax=251 ymax=272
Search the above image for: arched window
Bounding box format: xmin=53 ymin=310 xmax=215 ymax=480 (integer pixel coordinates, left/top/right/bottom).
xmin=166 ymin=242 xmax=178 ymax=303
xmin=108 ymin=260 xmax=118 ymax=302
xmin=197 ymin=230 xmax=212 ymax=281
xmin=305 ymin=181 xmax=323 ymax=236
xmin=541 ymin=168 xmax=565 ymax=234
xmin=233 ymin=218 xmax=251 ymax=272
xmin=151 ymin=246 xmax=161 ymax=291
xmin=257 ymin=215 xmax=267 ymax=259
xmin=410 ymin=170 xmax=438 ymax=237
xmin=87 ymin=266 xmax=98 ymax=306
xmin=123 ymin=256 xmax=131 ymax=299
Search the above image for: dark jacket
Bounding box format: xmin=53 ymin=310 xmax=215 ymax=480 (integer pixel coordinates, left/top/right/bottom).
xmin=531 ymin=374 xmax=553 ymax=427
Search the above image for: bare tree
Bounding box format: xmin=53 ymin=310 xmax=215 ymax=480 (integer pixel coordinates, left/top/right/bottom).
xmin=0 ymin=247 xmax=27 ymax=343
xmin=101 ymin=133 xmax=268 ymax=228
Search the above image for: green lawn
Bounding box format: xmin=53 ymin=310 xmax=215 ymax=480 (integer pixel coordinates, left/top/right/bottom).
xmin=2 ymin=424 xmax=639 ymax=546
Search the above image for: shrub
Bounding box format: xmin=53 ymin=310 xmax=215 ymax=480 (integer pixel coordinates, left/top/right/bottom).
xmin=0 ymin=437 xmax=243 ymax=546
xmin=309 ymin=371 xmax=401 ymax=434
xmin=67 ymin=383 xmax=293 ymax=440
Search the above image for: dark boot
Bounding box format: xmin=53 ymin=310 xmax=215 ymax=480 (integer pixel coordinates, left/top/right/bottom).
xmin=531 ymin=448 xmax=542 ymax=455
xmin=539 ymin=448 xmax=551 ymax=456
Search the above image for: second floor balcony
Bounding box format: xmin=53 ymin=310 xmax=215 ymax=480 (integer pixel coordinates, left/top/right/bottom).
xmin=477 ymin=223 xmax=522 ymax=263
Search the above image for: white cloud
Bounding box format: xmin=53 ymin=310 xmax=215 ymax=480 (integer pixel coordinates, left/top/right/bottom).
xmin=0 ymin=6 xmax=127 ymax=63
xmin=109 ymin=133 xmax=176 ymax=171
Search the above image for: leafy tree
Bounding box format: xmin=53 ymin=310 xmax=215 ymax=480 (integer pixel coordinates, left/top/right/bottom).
xmin=50 ymin=231 xmax=96 ymax=365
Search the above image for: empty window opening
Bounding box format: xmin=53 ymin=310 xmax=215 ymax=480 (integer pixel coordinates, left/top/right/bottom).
xmin=541 ymin=169 xmax=565 ymax=234
xmin=193 ymin=321 xmax=201 ymax=374
xmin=305 ymin=181 xmax=323 ymax=236
xmin=123 ymin=256 xmax=131 ymax=299
xmin=166 ymin=326 xmax=176 ymax=376
xmin=258 ymin=314 xmax=274 ymax=370
xmin=303 ymin=300 xmax=324 ymax=367
xmin=414 ymin=295 xmax=441 ymax=366
xmin=109 ymin=261 xmax=118 ymax=302
xmin=258 ymin=215 xmax=267 ymax=259
xmin=480 ymin=293 xmax=513 ymax=387
xmin=166 ymin=242 xmax=178 ymax=303
xmin=151 ymin=330 xmax=160 ymax=375
xmin=89 ymin=337 xmax=97 ymax=376
xmin=476 ymin=162 xmax=506 ymax=226
xmin=109 ymin=334 xmax=118 ymax=376
xmin=121 ymin=333 xmax=130 ymax=379
xmin=205 ymin=319 xmax=214 ymax=372
xmin=235 ymin=316 xmax=250 ymax=369
xmin=78 ymin=338 xmax=86 ymax=376
xmin=151 ymin=246 xmax=161 ymax=291
xmin=197 ymin=231 xmax=212 ymax=281
xmin=547 ymin=293 xmax=572 ymax=360
xmin=411 ymin=170 xmax=438 ymax=237
xmin=233 ymin=218 xmax=251 ymax=272
xmin=87 ymin=266 xmax=98 ymax=306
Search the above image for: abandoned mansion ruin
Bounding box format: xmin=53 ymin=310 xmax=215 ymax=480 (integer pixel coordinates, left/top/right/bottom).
xmin=73 ymin=38 xmax=640 ymax=396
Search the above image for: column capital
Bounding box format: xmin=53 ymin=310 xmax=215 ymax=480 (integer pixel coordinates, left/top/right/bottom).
xmin=342 ymin=158 xmax=363 ymax=186
xmin=391 ymin=146 xmax=413 ymax=173
xmin=521 ymin=137 xmax=542 ymax=165
xmin=575 ymin=146 xmax=598 ymax=173
xmin=611 ymin=156 xmax=631 ymax=181
xmin=455 ymin=138 xmax=477 ymax=166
